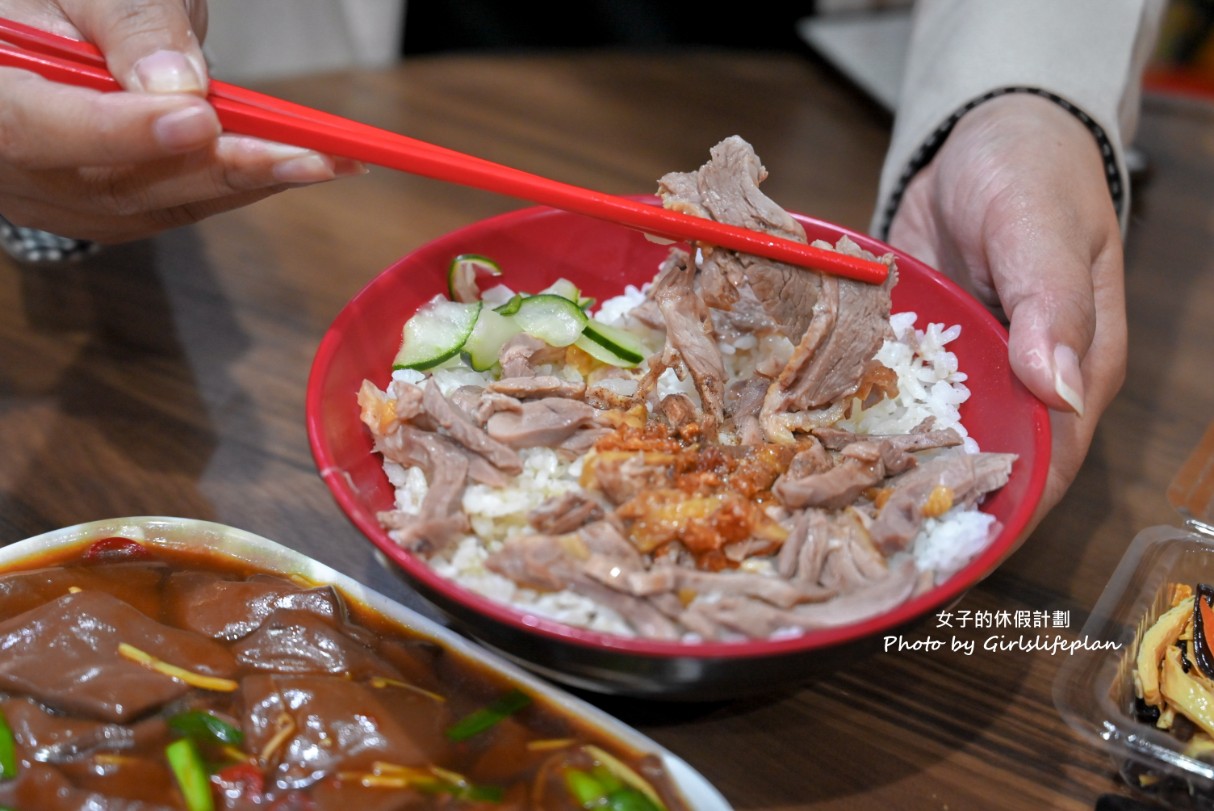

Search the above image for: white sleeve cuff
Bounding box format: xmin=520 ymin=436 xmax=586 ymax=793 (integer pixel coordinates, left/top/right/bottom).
xmin=871 ymin=0 xmax=1166 ymax=239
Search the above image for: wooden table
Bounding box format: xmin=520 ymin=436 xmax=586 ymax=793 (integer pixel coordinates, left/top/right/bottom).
xmin=1 ymin=50 xmax=1211 ymax=810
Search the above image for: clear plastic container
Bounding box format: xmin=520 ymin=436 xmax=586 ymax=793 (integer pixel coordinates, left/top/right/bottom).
xmin=1054 ymin=423 xmax=1214 ymax=809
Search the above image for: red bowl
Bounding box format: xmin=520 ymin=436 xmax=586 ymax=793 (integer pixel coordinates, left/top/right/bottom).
xmin=307 ymin=203 xmax=1051 ymax=700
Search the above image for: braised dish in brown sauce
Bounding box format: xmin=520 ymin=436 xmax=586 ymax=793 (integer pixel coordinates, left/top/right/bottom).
xmin=0 ymin=536 xmax=690 ymax=810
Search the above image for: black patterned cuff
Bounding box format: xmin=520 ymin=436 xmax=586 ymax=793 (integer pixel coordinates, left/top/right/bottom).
xmin=0 ymin=215 xmax=98 ymax=265
xmin=875 ymin=86 xmax=1124 ymax=240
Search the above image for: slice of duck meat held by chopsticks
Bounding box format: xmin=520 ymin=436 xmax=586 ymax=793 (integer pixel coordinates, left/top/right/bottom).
xmin=360 ymin=135 xmax=1018 ymax=642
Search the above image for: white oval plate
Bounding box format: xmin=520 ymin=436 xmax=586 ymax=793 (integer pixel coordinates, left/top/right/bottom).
xmin=0 ymin=516 xmax=733 ymax=811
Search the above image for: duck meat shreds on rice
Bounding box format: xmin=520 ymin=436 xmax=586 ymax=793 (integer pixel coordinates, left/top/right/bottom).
xmin=358 ymin=135 xmax=1018 ymax=642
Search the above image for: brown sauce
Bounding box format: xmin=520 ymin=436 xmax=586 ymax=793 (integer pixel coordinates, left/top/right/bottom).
xmin=0 ymin=538 xmax=689 ymax=810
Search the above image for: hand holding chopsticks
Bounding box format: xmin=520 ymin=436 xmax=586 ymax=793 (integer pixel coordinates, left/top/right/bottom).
xmin=0 ymin=16 xmax=888 ymax=283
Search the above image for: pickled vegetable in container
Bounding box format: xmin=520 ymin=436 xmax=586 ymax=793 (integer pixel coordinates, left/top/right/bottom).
xmin=1054 ymin=420 xmax=1214 ymax=810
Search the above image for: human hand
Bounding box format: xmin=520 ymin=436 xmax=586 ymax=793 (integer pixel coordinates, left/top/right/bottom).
xmin=0 ymin=0 xmax=361 ymax=244
xmin=886 ymin=92 xmax=1127 ymax=531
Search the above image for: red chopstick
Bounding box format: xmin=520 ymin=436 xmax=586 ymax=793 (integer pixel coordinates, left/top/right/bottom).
xmin=0 ymin=18 xmax=890 ymax=284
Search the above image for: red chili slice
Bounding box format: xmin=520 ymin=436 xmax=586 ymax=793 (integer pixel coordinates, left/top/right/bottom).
xmin=214 ymin=762 xmax=266 ymax=801
xmin=83 ymin=537 xmax=151 ymax=562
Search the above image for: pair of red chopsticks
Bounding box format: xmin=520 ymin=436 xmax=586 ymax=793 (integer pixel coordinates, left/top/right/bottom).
xmin=0 ymin=16 xmax=888 ymax=284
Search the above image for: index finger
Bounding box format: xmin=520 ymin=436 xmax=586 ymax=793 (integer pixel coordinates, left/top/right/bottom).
xmin=0 ymin=68 xmax=219 ymax=168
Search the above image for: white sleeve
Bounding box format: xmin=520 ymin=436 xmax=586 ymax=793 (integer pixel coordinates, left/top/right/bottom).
xmin=872 ymin=0 xmax=1167 ymax=238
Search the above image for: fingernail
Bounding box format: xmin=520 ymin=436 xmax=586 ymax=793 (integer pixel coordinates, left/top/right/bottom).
xmin=1053 ymin=344 xmax=1085 ymax=416
xmin=332 ymin=157 xmax=369 ymax=178
xmin=272 ymin=153 xmax=337 ymax=184
xmin=133 ymin=50 xmax=206 ymax=94
xmin=271 ymin=153 xmax=367 ymax=184
xmin=153 ymin=105 xmax=220 ymax=152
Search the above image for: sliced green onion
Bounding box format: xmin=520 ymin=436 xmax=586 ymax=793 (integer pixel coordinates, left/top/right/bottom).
xmin=168 ymin=710 xmax=245 ymax=747
xmin=605 ymin=788 xmax=666 ymax=811
xmin=166 ymin=738 xmax=215 ymax=811
xmin=444 ymin=688 xmax=531 ymax=742
xmin=564 ymin=767 xmax=664 ymax=811
xmin=0 ymin=709 xmax=17 ymax=780
xmin=565 ymin=768 xmax=607 ymax=805
xmin=584 ymin=746 xmax=668 ymax=811
xmin=434 ymin=780 xmax=505 ymax=803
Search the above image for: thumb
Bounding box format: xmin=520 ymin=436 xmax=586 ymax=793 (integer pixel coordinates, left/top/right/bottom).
xmin=1000 ymin=244 xmax=1097 ymax=417
xmin=70 ymin=1 xmax=210 ymax=95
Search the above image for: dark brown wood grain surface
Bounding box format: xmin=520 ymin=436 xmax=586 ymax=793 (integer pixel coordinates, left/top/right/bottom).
xmin=1 ymin=50 xmax=1210 ymax=810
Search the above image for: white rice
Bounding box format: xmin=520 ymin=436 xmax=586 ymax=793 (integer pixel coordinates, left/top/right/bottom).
xmin=384 ymin=287 xmax=994 ymax=637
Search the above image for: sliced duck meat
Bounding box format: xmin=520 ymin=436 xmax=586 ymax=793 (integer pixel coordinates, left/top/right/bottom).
xmin=775 ymin=453 xmax=883 ymax=511
xmin=572 ymin=578 xmax=683 ymax=640
xmin=447 ymin=383 xmax=486 ymax=417
xmin=581 ymin=449 xmax=673 ymax=505
xmin=485 ymin=532 xmax=585 ymax=593
xmin=422 ymin=380 xmax=522 ymax=474
xmin=658 ymin=137 xmax=899 ymax=443
xmin=485 ymin=532 xmax=679 ymax=639
xmin=378 ymin=509 xmax=470 ymax=555
xmin=578 ymin=520 xmax=645 ymax=560
xmin=785 ymin=438 xmax=833 ymax=479
xmin=773 ymin=435 xmax=924 ymax=510
xmin=760 ymin=248 xmax=898 ymax=442
xmin=681 ymin=556 xmax=919 ymax=639
xmin=472 ymin=389 xmax=523 ymax=424
xmin=374 ymin=423 xmax=475 ymax=553
xmin=378 ymin=420 xmax=507 ymax=489
xmin=489 ymin=374 xmax=586 ymax=400
xmin=819 ymin=510 xmax=888 ymax=592
xmin=649 ymin=250 xmax=727 ymax=438
xmin=485 ymin=397 xmax=605 ymax=448
xmin=528 ymin=491 xmax=605 ymax=535
xmin=813 ymin=424 xmax=964 ymax=454
xmin=658 ymin=392 xmax=699 ymax=435
xmin=377 ymin=424 xmax=471 ymax=510
xmin=498 ymin=333 xmax=546 ymax=378
xmin=391 ymin=376 xmax=427 ymax=413
xmin=619 ymin=565 xmax=834 ymax=609
xmin=657 ymin=135 xmax=818 ymax=342
xmin=871 ymin=450 xmax=1017 ymax=553
xmin=776 ymin=508 xmax=833 ymax=584
xmin=555 ymin=424 xmax=614 ymax=458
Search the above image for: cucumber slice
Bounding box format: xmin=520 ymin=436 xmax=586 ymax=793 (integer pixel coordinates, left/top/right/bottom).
xmin=539 ymin=278 xmax=597 ymax=310
xmin=463 ymin=307 xmax=523 ymax=371
xmin=393 ymin=297 xmax=483 ymax=370
xmin=513 ymin=294 xmax=589 ymax=347
xmin=479 ymin=283 xmax=517 ymax=309
xmin=493 ymin=293 xmax=524 ymax=316
xmin=447 ymin=254 xmax=502 ymax=302
xmin=539 ymin=278 xmax=582 ymax=303
xmin=575 ymin=319 xmax=650 ymax=367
